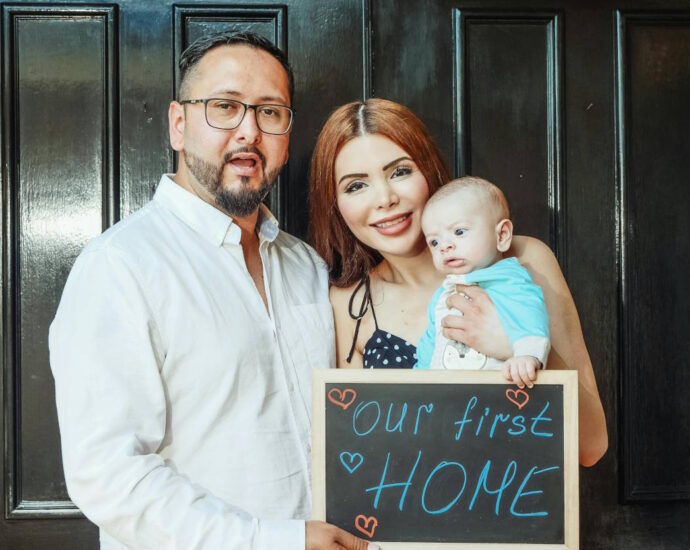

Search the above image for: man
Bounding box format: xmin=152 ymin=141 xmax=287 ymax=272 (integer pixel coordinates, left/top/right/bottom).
xmin=50 ymin=31 xmax=376 ymax=550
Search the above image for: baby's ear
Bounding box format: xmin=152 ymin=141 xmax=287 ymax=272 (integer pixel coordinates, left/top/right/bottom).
xmin=496 ymin=218 xmax=513 ymax=252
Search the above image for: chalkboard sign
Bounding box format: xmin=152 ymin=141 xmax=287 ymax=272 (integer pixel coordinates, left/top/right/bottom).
xmin=312 ymin=370 xmax=578 ymax=549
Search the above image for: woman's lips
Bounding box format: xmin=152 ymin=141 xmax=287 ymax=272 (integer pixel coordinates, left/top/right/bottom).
xmin=370 ymin=213 xmax=412 ymax=236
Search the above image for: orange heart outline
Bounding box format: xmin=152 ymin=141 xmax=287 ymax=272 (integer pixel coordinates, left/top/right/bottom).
xmin=327 ymin=387 xmax=357 ymax=410
xmin=505 ymin=388 xmax=530 ymax=410
xmin=354 ymin=514 xmax=378 ymax=538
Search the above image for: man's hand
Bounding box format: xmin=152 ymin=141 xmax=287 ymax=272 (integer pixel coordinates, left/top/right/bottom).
xmin=442 ymin=284 xmax=511 ymax=359
xmin=502 ymin=356 xmax=540 ymax=388
xmin=306 ymin=520 xmax=379 ymax=550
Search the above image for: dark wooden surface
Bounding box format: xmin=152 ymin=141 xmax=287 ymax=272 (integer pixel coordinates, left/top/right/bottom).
xmin=1 ymin=0 xmax=689 ymax=548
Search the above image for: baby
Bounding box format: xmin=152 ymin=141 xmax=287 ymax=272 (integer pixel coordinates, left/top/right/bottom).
xmin=414 ymin=176 xmax=550 ymax=388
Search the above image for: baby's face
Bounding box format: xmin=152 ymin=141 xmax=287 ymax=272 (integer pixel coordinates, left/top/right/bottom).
xmin=422 ymin=195 xmax=501 ymax=275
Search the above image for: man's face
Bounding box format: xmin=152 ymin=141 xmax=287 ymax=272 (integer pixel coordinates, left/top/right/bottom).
xmin=175 ymin=44 xmax=291 ymax=217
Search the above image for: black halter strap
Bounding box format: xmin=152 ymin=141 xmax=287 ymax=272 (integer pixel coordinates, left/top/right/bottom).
xmin=346 ymin=275 xmax=379 ymax=363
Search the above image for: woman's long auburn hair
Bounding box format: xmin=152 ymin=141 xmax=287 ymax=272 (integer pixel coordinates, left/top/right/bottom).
xmin=308 ymin=98 xmax=450 ymax=288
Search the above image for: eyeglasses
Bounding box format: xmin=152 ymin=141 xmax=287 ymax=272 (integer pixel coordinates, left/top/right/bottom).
xmin=179 ymin=98 xmax=294 ymax=135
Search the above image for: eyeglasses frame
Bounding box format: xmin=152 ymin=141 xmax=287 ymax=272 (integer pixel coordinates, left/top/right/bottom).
xmin=178 ymin=98 xmax=295 ymax=135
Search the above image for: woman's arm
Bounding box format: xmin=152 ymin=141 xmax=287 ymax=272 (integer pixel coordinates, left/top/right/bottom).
xmin=329 ymin=285 xmax=364 ymax=369
xmin=514 ymin=236 xmax=608 ymax=466
xmin=443 ymin=236 xmax=608 ymax=466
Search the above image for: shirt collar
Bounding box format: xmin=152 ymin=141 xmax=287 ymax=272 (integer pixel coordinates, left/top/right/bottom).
xmin=153 ymin=175 xmax=280 ymax=246
xmin=256 ymin=203 xmax=280 ymax=243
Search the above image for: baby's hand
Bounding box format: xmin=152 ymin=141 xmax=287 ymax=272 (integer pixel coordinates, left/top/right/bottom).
xmin=502 ymin=356 xmax=541 ymax=389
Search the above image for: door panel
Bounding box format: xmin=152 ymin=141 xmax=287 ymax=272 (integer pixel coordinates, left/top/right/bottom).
xmin=617 ymin=11 xmax=690 ymax=502
xmin=458 ymin=11 xmax=563 ymax=254
xmin=3 ymin=4 xmax=117 ymax=528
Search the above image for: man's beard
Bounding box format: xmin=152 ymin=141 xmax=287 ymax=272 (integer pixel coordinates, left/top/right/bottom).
xmin=184 ymin=147 xmax=281 ymax=217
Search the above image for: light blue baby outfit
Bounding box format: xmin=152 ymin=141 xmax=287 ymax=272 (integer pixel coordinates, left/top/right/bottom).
xmin=415 ymin=257 xmax=550 ymax=370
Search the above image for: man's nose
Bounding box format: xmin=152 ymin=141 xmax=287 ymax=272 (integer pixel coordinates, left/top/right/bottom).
xmin=233 ymin=107 xmax=262 ymax=145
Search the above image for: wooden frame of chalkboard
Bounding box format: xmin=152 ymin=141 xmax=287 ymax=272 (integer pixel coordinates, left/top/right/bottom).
xmin=312 ymin=369 xmax=578 ymax=549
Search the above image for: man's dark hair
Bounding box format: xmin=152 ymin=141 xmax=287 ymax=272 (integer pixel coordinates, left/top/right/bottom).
xmin=178 ymin=31 xmax=294 ymax=103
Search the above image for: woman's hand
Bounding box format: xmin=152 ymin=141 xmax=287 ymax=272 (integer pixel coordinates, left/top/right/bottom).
xmin=442 ymin=284 xmax=512 ymax=359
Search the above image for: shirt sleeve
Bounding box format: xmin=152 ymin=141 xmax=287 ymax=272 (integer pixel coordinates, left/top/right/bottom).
xmin=512 ymin=336 xmax=551 ymax=368
xmin=49 ymin=244 xmax=305 ymax=550
xmin=414 ymin=287 xmax=443 ymax=369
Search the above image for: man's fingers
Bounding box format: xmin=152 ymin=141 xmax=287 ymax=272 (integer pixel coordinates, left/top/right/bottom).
xmin=336 ymin=528 xmax=379 ymax=550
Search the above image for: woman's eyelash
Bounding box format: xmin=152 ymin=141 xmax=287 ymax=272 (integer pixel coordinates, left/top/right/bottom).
xmin=391 ymin=165 xmax=413 ymax=177
xmin=344 ymin=181 xmax=366 ymax=193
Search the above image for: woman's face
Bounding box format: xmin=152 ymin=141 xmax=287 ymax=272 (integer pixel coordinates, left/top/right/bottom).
xmin=335 ymin=134 xmax=430 ymax=259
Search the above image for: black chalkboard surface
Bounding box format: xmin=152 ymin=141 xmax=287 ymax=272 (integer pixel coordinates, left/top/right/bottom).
xmin=312 ymin=370 xmax=578 ymax=549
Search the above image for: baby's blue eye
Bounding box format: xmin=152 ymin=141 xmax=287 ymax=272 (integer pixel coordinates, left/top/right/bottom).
xmin=454 ymin=228 xmax=465 ymax=236
xmin=429 ymin=239 xmax=438 ymax=247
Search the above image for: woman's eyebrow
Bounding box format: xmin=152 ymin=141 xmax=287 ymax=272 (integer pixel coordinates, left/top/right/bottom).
xmin=382 ymin=156 xmax=412 ymax=171
xmin=338 ymin=173 xmax=367 ymax=185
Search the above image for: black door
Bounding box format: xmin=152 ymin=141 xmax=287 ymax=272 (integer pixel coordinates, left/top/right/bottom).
xmin=1 ymin=1 xmax=688 ymax=548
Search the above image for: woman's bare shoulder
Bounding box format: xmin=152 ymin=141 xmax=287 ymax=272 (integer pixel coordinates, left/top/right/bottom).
xmin=329 ymin=280 xmax=361 ymax=311
xmin=329 ymin=281 xmax=366 ymax=369
xmin=510 ymin=235 xmax=562 ymax=281
xmin=511 ymin=235 xmax=557 ymax=261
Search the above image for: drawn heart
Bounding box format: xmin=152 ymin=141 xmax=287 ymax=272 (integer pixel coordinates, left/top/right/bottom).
xmin=328 ymin=387 xmax=357 ymax=410
xmin=354 ymin=514 xmax=378 ymax=538
xmin=506 ymin=388 xmax=530 ymax=410
xmin=339 ymin=451 xmax=364 ymax=474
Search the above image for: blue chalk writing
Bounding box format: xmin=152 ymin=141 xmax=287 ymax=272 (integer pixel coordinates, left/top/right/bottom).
xmin=339 ymin=451 xmax=364 ymax=474
xmin=475 ymin=407 xmax=491 ymax=437
xmin=454 ymin=396 xmax=478 ymax=440
xmin=469 ymin=460 xmax=517 ymax=515
xmin=414 ymin=403 xmax=434 ymax=435
xmin=353 ymin=400 xmax=381 ymax=436
xmin=510 ymin=465 xmax=560 ymax=517
xmin=530 ymin=402 xmax=553 ymax=437
xmin=385 ymin=402 xmax=408 ymax=433
xmin=490 ymin=413 xmax=511 ymax=439
xmin=508 ymin=415 xmax=526 ymax=436
xmin=365 ymin=450 xmax=422 ymax=511
xmin=421 ymin=461 xmax=467 ymax=515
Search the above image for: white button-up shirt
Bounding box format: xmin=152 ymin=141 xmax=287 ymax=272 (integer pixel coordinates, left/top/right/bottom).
xmin=49 ymin=175 xmax=334 ymax=549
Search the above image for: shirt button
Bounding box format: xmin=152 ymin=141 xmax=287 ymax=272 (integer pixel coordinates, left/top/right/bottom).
xmin=288 ymin=383 xmax=295 ymax=392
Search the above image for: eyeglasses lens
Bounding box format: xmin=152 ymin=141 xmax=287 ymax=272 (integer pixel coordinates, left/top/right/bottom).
xmin=206 ymin=99 xmax=292 ymax=134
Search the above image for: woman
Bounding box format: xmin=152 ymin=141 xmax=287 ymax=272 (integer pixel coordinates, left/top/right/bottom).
xmin=309 ymin=98 xmax=607 ymax=466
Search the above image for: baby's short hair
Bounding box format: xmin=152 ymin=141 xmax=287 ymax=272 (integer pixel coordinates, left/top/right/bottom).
xmin=426 ymin=176 xmax=510 ymax=222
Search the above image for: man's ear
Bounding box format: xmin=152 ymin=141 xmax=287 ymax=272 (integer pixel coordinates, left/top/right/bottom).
xmin=168 ymin=101 xmax=185 ymax=152
xmin=496 ymin=218 xmax=513 ymax=252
